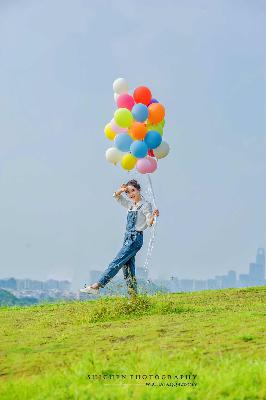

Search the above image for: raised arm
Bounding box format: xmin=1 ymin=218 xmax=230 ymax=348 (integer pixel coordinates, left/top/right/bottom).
xmin=113 ymin=184 xmax=130 ymax=209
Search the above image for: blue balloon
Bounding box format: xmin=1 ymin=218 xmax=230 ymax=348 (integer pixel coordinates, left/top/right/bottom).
xmin=114 ymin=133 xmax=133 ymax=152
xmin=144 ymin=130 xmax=162 ymax=149
xmin=132 ymin=103 xmax=149 ymax=122
xmin=149 ymin=98 xmax=159 ymax=105
xmin=130 ymin=140 xmax=148 ymax=159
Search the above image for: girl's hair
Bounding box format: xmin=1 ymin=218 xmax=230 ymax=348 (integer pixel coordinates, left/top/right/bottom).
xmin=126 ymin=179 xmax=141 ymax=191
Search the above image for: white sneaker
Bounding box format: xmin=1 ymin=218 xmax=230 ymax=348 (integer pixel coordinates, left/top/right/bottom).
xmin=79 ymin=284 xmax=99 ymax=295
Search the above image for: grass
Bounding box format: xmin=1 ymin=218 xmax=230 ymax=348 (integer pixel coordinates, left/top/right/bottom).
xmin=0 ymin=286 xmax=265 ymax=399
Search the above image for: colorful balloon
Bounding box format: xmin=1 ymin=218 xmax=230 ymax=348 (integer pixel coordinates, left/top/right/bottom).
xmin=130 ymin=122 xmax=147 ymax=140
xmin=132 ymin=103 xmax=149 ymax=122
xmin=130 ymin=140 xmax=148 ymax=159
xmin=114 ymin=133 xmax=133 ymax=152
xmin=117 ymin=94 xmax=135 ymax=111
xmin=113 ymin=78 xmax=129 ymax=94
xmin=114 ymin=108 xmax=133 ymax=128
xmin=136 ymin=158 xmax=151 ymax=174
xmin=121 ymin=153 xmax=137 ymax=170
xmin=144 ymin=130 xmax=162 ymax=149
xmin=148 ymin=98 xmax=159 ymax=106
xmin=104 ymin=124 xmax=116 ymax=140
xmin=114 ymin=93 xmax=119 ymax=103
xmin=105 ymin=147 xmax=124 ymax=165
xmin=110 ymin=118 xmax=127 ymax=133
xmin=147 ymin=123 xmax=163 ymax=135
xmin=133 ymin=86 xmax=152 ymax=106
xmin=146 ymin=156 xmax=157 ymax=173
xmin=153 ymin=140 xmax=170 ymax=159
xmin=148 ymin=103 xmax=165 ymax=124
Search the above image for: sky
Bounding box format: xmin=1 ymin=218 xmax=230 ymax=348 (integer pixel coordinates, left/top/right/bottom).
xmin=0 ymin=0 xmax=265 ymax=289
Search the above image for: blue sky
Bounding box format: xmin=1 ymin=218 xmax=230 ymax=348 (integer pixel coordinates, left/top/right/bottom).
xmin=0 ymin=0 xmax=265 ymax=289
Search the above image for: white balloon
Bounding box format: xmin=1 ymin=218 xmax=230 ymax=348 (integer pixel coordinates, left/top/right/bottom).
xmin=114 ymin=93 xmax=119 ymax=103
xmin=153 ymin=140 xmax=170 ymax=159
xmin=105 ymin=147 xmax=124 ymax=165
xmin=113 ymin=78 xmax=129 ymax=95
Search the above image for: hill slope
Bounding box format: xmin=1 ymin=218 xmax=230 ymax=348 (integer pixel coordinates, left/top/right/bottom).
xmin=0 ymin=287 xmax=265 ymax=400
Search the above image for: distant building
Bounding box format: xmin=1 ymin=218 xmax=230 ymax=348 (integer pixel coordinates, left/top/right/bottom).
xmin=239 ymin=274 xmax=251 ymax=287
xmin=227 ymin=270 xmax=237 ymax=288
xmin=207 ymin=279 xmax=217 ymax=290
xmin=194 ymin=280 xmax=207 ymax=291
xmin=43 ymin=279 xmax=59 ymax=290
xmin=179 ymin=279 xmax=194 ymax=292
xmin=58 ymin=280 xmax=71 ymax=291
xmin=0 ymin=278 xmax=17 ymax=290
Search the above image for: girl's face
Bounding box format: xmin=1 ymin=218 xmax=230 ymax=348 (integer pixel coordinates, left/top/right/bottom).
xmin=125 ymin=185 xmax=140 ymax=201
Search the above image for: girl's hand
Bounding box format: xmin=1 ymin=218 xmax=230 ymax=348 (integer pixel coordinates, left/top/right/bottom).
xmin=153 ymin=209 xmax=159 ymax=217
xmin=120 ymin=184 xmax=128 ymax=192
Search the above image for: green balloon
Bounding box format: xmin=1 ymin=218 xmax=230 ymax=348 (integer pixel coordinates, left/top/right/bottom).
xmin=114 ymin=108 xmax=133 ymax=128
xmin=147 ymin=123 xmax=163 ymax=136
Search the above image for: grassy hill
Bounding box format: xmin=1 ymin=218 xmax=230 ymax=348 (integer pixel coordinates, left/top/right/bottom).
xmin=0 ymin=287 xmax=265 ymax=400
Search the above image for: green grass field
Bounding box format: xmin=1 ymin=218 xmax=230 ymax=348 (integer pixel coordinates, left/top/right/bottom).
xmin=0 ymin=286 xmax=265 ymax=400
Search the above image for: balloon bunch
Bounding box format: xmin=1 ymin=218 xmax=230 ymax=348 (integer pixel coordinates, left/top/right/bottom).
xmin=104 ymin=78 xmax=170 ymax=174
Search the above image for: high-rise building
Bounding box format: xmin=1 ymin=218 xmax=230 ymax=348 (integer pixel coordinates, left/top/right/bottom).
xmin=256 ymin=248 xmax=265 ymax=268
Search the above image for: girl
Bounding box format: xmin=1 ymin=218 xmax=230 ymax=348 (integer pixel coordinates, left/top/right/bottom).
xmin=80 ymin=179 xmax=159 ymax=297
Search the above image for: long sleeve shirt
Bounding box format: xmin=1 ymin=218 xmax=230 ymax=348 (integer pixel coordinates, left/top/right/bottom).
xmin=113 ymin=192 xmax=153 ymax=232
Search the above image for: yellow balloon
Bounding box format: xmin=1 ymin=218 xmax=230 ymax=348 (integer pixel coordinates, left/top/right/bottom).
xmin=121 ymin=153 xmax=137 ymax=170
xmin=104 ymin=124 xmax=116 ymax=140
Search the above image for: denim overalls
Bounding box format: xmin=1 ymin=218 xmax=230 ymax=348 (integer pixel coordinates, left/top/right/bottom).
xmin=98 ymin=203 xmax=144 ymax=296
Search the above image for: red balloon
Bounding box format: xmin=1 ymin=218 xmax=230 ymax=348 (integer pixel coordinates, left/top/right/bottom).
xmin=148 ymin=149 xmax=155 ymax=157
xmin=133 ymin=86 xmax=152 ymax=106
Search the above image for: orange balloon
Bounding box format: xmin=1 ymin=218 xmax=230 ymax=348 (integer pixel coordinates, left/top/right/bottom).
xmin=148 ymin=103 xmax=165 ymax=124
xmin=130 ymin=122 xmax=147 ymax=140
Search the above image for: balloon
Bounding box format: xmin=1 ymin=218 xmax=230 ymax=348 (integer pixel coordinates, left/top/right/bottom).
xmin=146 ymin=156 xmax=157 ymax=173
xmin=161 ymin=119 xmax=165 ymax=127
xmin=153 ymin=140 xmax=170 ymax=159
xmin=114 ymin=133 xmax=133 ymax=152
xmin=117 ymin=94 xmax=135 ymax=111
xmin=130 ymin=122 xmax=147 ymax=140
xmin=114 ymin=93 xmax=119 ymax=103
xmin=147 ymin=123 xmax=163 ymax=135
xmin=105 ymin=147 xmax=124 ymax=165
xmin=114 ymin=108 xmax=133 ymax=128
xmin=104 ymin=123 xmax=116 ymax=140
xmin=113 ymin=78 xmax=129 ymax=94
xmin=130 ymin=140 xmax=148 ymax=159
xmin=110 ymin=118 xmax=127 ymax=133
xmin=132 ymin=103 xmax=149 ymax=122
xmin=148 ymin=103 xmax=165 ymax=124
xmin=148 ymin=98 xmax=159 ymax=106
xmin=133 ymin=86 xmax=152 ymax=105
xmin=136 ymin=158 xmax=151 ymax=174
xmin=121 ymin=153 xmax=137 ymax=170
xmin=148 ymin=149 xmax=155 ymax=157
xmin=144 ymin=130 xmax=162 ymax=149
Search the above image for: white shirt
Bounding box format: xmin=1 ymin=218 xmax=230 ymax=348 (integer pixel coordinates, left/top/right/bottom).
xmin=113 ymin=192 xmax=153 ymax=232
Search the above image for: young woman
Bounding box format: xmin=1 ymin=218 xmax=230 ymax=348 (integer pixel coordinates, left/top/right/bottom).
xmin=80 ymin=179 xmax=159 ymax=297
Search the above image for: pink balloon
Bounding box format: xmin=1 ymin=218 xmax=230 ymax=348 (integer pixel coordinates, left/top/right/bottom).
xmin=117 ymin=94 xmax=135 ymax=111
xmin=110 ymin=119 xmax=127 ymax=133
xmin=136 ymin=158 xmax=151 ymax=174
xmin=146 ymin=156 xmax=157 ymax=173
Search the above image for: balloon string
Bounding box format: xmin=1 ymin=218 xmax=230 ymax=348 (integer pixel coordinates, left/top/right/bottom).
xmin=143 ymin=174 xmax=157 ymax=273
